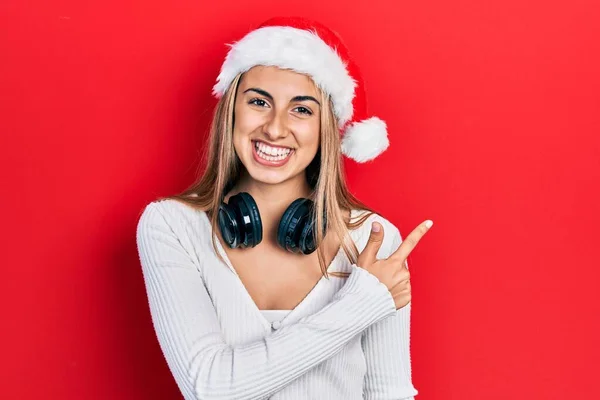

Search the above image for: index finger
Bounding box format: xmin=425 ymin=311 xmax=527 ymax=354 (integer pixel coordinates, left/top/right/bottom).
xmin=390 ymin=220 xmax=433 ymax=263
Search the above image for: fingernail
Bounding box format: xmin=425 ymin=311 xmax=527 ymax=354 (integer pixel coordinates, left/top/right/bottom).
xmin=425 ymin=220 xmax=433 ymax=228
xmin=372 ymin=222 xmax=381 ymax=232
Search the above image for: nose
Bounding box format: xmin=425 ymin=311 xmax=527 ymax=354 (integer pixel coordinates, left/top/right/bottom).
xmin=262 ymin=109 xmax=289 ymax=141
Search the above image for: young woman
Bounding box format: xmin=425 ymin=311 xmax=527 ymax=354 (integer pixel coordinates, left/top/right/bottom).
xmin=136 ymin=17 xmax=432 ymax=400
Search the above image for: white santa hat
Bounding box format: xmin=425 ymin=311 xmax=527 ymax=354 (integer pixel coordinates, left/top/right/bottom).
xmin=212 ymin=17 xmax=389 ymax=163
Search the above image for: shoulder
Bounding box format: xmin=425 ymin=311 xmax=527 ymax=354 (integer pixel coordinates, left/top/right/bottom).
xmin=138 ymin=197 xmax=207 ymax=222
xmin=136 ymin=198 xmax=210 ymax=239
xmin=350 ymin=208 xmax=402 ymax=238
xmin=136 ymin=198 xmax=214 ymax=269
xmin=349 ymin=209 xmax=403 ymax=256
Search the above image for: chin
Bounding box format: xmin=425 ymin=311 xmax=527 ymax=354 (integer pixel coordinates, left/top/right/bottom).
xmin=247 ymin=170 xmax=292 ymax=185
xmin=243 ymin=158 xmax=296 ymax=184
xmin=243 ymin=154 xmax=307 ymax=186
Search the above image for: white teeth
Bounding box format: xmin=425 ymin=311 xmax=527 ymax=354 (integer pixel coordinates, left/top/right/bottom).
xmin=257 ymin=142 xmax=291 ymax=156
xmin=254 ymin=141 xmax=292 ymax=162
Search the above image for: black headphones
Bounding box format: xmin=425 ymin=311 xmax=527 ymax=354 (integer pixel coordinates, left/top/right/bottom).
xmin=218 ymin=192 xmax=326 ymax=255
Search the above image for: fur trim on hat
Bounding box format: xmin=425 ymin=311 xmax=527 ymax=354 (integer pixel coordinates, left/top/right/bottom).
xmin=341 ymin=117 xmax=389 ymax=163
xmin=212 ymin=26 xmax=356 ymax=126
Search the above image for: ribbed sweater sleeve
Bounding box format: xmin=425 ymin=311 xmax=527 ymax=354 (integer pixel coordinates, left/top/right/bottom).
xmin=361 ymin=225 xmax=418 ymax=399
xmin=136 ymin=202 xmax=397 ymax=400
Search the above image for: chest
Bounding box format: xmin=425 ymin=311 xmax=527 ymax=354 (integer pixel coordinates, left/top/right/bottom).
xmin=198 ymin=213 xmax=357 ymax=345
xmin=201 ymin=239 xmax=351 ymax=345
xmin=224 ymin=243 xmax=327 ymax=310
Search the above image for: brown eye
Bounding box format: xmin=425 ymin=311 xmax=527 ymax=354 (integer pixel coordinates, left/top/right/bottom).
xmin=249 ymin=98 xmax=269 ymax=107
xmin=294 ymin=106 xmax=312 ymax=115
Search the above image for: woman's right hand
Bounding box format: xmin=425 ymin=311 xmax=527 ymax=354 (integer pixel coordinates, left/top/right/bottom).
xmin=356 ymin=220 xmax=433 ymax=310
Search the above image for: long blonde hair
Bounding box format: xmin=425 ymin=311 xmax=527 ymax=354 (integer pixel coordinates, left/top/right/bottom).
xmin=159 ymin=71 xmax=377 ymax=278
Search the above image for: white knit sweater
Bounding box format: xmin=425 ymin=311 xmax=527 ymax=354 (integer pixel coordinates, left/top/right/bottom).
xmin=136 ymin=199 xmax=418 ymax=400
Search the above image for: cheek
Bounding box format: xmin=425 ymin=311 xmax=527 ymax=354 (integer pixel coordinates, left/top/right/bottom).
xmin=234 ymin=105 xmax=263 ymax=135
xmin=232 ymin=107 xmax=255 ymax=150
xmin=296 ymin=120 xmax=321 ymax=151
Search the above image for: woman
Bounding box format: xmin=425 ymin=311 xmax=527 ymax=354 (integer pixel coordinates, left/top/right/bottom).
xmin=136 ymin=17 xmax=432 ymax=400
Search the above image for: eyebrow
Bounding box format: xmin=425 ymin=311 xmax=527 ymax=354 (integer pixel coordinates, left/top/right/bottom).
xmin=244 ymin=88 xmax=321 ymax=106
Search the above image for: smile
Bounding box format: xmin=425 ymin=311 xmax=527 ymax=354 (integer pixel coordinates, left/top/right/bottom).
xmin=252 ymin=140 xmax=294 ymax=167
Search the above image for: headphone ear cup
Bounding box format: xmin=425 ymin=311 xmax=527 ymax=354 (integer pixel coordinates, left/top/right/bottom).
xmin=277 ymin=198 xmax=312 ymax=253
xmin=218 ymin=202 xmax=241 ymax=248
xmin=299 ymin=204 xmax=329 ymax=255
xmin=229 ymin=192 xmax=262 ymax=248
xmin=298 ymin=222 xmax=317 ymax=255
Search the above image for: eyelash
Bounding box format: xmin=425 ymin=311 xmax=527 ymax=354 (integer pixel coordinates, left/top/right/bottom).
xmin=249 ymin=98 xmax=268 ymax=108
xmin=248 ymin=98 xmax=313 ymax=116
xmin=295 ymin=106 xmax=312 ymax=116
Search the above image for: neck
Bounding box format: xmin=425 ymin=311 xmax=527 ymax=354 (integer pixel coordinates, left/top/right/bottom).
xmin=226 ymin=171 xmax=313 ymax=245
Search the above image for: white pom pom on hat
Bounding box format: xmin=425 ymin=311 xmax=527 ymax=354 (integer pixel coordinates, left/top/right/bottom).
xmin=212 ymin=17 xmax=389 ymax=163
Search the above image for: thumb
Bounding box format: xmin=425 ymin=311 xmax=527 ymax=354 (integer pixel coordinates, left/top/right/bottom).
xmin=359 ymin=222 xmax=385 ymax=265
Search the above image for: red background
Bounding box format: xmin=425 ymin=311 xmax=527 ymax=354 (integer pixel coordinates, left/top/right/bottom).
xmin=2 ymin=0 xmax=599 ymax=399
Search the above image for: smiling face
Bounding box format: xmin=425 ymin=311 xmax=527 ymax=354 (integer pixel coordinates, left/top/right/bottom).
xmin=232 ymin=66 xmax=322 ymax=186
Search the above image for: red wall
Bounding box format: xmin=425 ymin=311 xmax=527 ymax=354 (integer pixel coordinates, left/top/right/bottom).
xmin=2 ymin=1 xmax=599 ymax=398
